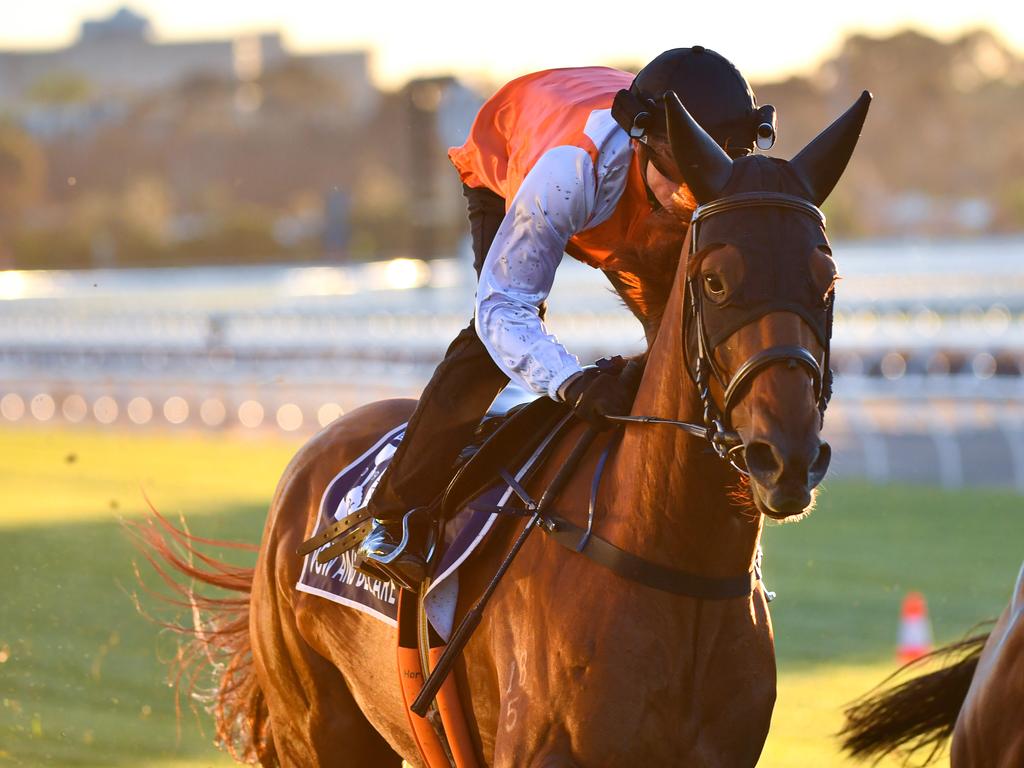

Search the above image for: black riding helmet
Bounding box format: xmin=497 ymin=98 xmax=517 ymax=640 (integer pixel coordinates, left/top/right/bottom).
xmin=612 ymin=46 xmax=777 ymax=159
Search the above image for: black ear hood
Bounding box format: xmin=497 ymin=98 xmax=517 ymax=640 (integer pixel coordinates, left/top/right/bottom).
xmin=664 ymin=91 xmax=734 ymax=204
xmin=664 ymin=90 xmax=872 ymax=206
xmin=694 ymin=157 xmax=833 ymax=349
xmin=790 ymin=91 xmax=872 ymax=205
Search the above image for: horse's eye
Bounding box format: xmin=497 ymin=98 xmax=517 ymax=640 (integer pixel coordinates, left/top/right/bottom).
xmin=703 ymin=273 xmax=725 ymax=297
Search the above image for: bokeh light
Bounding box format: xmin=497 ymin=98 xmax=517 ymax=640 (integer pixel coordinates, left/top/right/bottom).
xmin=0 ymin=271 xmax=28 ymax=300
xmin=200 ymin=398 xmax=227 ymax=427
xmin=163 ymin=396 xmax=190 ymax=424
xmin=93 ymin=396 xmax=119 ymax=424
xmin=1 ymin=393 xmax=26 ymax=421
xmin=913 ymin=308 xmax=942 ymax=336
xmin=983 ymin=305 xmax=1011 ymax=334
xmin=127 ymin=397 xmax=154 ymax=425
xmin=383 ymin=258 xmax=430 ymax=290
xmin=238 ymin=400 xmax=264 ymax=428
xmin=62 ymin=394 xmax=88 ymax=423
xmin=972 ymin=352 xmax=997 ymax=379
xmin=317 ymin=402 xmax=344 ymax=427
xmin=276 ymin=403 xmax=303 ymax=431
xmin=880 ymin=352 xmax=907 ymax=380
xmin=30 ymin=394 xmax=56 ymax=421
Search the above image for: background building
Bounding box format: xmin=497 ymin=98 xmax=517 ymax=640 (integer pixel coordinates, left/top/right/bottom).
xmin=0 ymin=7 xmax=377 ymax=133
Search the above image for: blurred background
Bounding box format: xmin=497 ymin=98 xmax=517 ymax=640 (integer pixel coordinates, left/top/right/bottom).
xmin=2 ymin=3 xmax=1024 ymax=767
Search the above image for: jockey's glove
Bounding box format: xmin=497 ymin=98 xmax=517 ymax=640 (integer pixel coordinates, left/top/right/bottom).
xmin=563 ymin=360 xmax=643 ymax=430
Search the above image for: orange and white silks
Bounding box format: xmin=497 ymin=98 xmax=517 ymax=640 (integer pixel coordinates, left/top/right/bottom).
xmin=449 ymin=66 xmax=653 ymax=271
xmin=452 ymin=67 xmax=660 ymax=399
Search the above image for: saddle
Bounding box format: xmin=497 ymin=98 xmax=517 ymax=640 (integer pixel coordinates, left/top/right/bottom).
xmin=296 ymin=393 xmax=572 ymax=564
xmin=440 ymin=395 xmax=567 ymax=519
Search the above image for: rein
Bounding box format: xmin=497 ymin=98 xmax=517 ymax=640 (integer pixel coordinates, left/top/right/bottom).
xmin=539 ymin=192 xmax=830 ymax=598
xmin=541 ymin=428 xmax=757 ymax=599
xmin=541 ymin=192 xmax=830 ymax=596
xmin=411 ymin=192 xmax=828 ymax=717
xmin=611 ymin=191 xmax=830 ymax=475
xmin=482 ymin=428 xmax=760 ymax=601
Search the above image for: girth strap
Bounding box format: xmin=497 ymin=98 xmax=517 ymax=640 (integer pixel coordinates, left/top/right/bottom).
xmin=542 ymin=516 xmax=756 ymax=600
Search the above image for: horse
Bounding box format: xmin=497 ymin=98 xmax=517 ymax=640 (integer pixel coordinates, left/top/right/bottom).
xmin=135 ymin=90 xmax=871 ymax=767
xmin=841 ymin=559 xmax=1024 ymax=766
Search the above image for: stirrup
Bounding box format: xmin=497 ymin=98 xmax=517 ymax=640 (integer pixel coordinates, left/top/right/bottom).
xmin=355 ymin=509 xmax=431 ymax=591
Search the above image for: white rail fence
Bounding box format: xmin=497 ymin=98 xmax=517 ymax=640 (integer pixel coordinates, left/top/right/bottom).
xmin=4 ymin=248 xmax=1024 ymax=489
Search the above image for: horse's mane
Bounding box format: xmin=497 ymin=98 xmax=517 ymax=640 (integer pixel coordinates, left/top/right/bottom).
xmin=604 ymin=206 xmax=690 ymax=343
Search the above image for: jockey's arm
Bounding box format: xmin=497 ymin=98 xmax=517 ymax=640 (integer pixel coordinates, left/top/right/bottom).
xmin=474 ymin=145 xmax=599 ymax=401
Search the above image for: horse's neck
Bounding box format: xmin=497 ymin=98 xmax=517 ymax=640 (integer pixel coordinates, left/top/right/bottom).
xmin=605 ymin=238 xmax=763 ymax=579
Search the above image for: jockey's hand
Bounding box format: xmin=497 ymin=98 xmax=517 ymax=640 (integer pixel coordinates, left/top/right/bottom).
xmin=563 ymin=360 xmax=643 ymax=430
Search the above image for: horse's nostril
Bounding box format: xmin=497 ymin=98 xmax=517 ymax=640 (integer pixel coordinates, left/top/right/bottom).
xmin=809 ymin=441 xmax=832 ymax=487
xmin=744 ymin=441 xmax=780 ymax=480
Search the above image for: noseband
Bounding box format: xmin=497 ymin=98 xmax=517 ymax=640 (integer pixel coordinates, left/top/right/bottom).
xmin=610 ymin=191 xmax=832 ymax=474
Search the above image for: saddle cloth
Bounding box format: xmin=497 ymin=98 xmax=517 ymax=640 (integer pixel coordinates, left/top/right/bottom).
xmin=296 ymin=423 xmax=407 ymax=625
xmin=296 ymin=395 xmax=572 ymax=635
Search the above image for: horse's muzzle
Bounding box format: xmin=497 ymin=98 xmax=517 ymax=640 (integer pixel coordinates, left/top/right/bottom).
xmin=745 ymin=438 xmax=831 ymax=518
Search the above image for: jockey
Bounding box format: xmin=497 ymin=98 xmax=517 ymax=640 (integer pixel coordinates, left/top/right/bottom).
xmin=355 ymin=47 xmax=778 ymax=589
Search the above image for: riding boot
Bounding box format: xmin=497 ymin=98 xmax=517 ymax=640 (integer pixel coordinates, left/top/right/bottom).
xmin=353 ymin=184 xmax=511 ymax=589
xmin=356 ymin=509 xmax=431 ymax=592
xmin=353 ymin=317 xmax=510 ymax=587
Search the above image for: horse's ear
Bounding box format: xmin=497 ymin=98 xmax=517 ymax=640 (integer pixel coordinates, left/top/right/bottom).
xmin=790 ymin=90 xmax=872 ymax=206
xmin=665 ymin=91 xmax=733 ymax=204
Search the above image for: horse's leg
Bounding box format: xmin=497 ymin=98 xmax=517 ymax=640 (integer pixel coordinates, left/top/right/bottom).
xmin=250 ymin=418 xmax=405 ymax=767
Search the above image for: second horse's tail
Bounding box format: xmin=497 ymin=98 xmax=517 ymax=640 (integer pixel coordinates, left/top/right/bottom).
xmin=839 ymin=630 xmax=990 ymax=764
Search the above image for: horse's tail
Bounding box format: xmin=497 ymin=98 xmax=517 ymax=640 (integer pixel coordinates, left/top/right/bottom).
xmin=839 ymin=630 xmax=990 ymax=764
xmin=127 ymin=501 xmax=276 ymax=766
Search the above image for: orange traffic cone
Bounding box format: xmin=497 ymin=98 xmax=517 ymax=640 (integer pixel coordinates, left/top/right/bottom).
xmin=897 ymin=591 xmax=933 ymax=663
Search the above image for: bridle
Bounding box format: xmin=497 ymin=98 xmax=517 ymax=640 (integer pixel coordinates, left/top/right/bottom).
xmin=609 ymin=191 xmax=833 ymax=475
xmin=413 ymin=196 xmax=836 ymax=696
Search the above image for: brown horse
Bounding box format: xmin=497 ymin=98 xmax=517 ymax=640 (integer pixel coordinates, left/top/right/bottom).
xmin=137 ymin=92 xmax=870 ymax=767
xmin=841 ymin=560 xmax=1024 ymax=766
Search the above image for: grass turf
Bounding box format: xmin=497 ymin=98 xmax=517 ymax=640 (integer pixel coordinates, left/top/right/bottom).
xmin=2 ymin=426 xmax=1022 ymax=767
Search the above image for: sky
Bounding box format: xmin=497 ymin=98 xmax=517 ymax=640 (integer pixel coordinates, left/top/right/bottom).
xmin=2 ymin=0 xmax=1023 ymax=88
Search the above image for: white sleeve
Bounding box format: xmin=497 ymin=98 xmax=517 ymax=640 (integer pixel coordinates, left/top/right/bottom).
xmin=475 ymin=145 xmax=595 ymax=399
